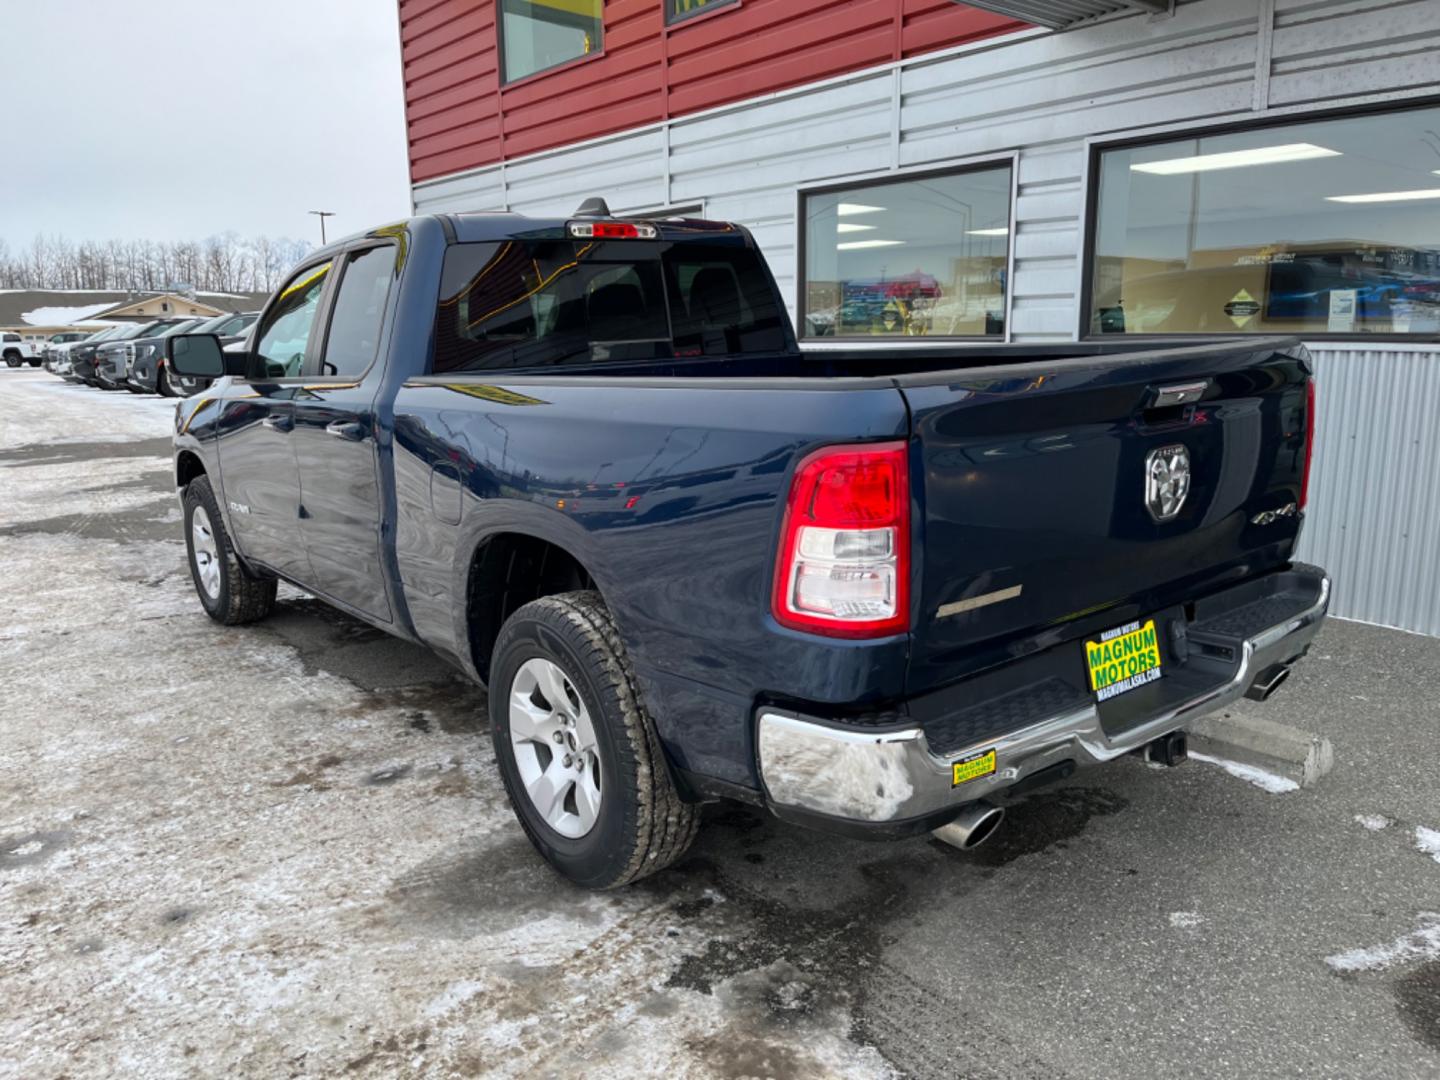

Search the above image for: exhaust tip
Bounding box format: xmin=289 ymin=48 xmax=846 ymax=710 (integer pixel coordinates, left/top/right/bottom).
xmin=1246 ymin=663 xmax=1292 ymax=702
xmin=932 ymin=803 xmax=1005 ymax=851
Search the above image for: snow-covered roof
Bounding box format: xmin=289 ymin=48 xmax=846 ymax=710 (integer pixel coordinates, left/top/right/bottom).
xmin=21 ymin=302 xmax=122 ymax=326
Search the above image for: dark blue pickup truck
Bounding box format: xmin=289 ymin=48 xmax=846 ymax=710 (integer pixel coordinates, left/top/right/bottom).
xmin=165 ymin=203 xmax=1329 ymax=888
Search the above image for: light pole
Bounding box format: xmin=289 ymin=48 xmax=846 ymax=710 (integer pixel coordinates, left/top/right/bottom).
xmin=308 ymin=210 xmax=336 ymax=245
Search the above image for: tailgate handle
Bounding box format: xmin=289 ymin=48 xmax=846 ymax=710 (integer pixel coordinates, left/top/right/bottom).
xmin=1148 ymin=380 xmax=1209 ymax=409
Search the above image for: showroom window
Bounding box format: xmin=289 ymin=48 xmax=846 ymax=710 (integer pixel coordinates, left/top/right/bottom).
xmin=801 ymin=166 xmax=1013 ymax=339
xmin=1089 ymin=105 xmax=1440 ymax=337
xmin=499 ymin=0 xmax=602 ymax=84
xmin=667 ymin=0 xmax=737 ymax=25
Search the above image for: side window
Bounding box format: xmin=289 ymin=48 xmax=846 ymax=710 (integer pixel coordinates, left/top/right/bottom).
xmin=252 ymin=262 xmax=332 ymax=378
xmin=318 ymin=246 xmax=395 ymax=377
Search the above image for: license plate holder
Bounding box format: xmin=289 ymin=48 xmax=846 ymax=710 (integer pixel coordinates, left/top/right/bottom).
xmin=951 ymin=749 xmax=997 ymax=787
xmin=1085 ymin=618 xmax=1163 ymax=702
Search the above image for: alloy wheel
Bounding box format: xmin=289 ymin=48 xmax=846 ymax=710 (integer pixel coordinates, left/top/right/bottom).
xmin=508 ymin=657 xmax=603 ymax=838
xmin=190 ymin=505 xmax=222 ymax=599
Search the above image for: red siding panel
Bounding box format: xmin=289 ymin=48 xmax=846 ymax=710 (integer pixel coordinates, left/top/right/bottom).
xmin=399 ymin=0 xmax=1025 ymax=183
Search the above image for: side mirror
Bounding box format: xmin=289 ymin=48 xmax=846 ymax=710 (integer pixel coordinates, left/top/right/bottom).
xmin=165 ymin=334 xmax=241 ymax=377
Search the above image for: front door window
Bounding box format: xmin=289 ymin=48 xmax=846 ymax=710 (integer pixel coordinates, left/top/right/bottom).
xmin=253 ymin=262 xmax=332 ymax=378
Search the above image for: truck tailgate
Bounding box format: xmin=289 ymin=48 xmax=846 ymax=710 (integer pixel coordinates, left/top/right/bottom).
xmin=902 ymin=339 xmax=1311 ymax=697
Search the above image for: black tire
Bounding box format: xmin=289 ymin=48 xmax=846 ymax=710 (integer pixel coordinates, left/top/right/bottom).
xmin=126 ymin=384 xmax=146 ymax=394
xmin=490 ymin=591 xmax=698 ymax=889
xmin=182 ymin=475 xmax=277 ymax=625
xmin=159 ymin=364 xmax=181 ymax=398
xmin=3 ymin=355 xmax=19 ymax=368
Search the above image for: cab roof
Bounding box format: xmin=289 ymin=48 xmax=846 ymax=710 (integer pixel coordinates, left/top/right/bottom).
xmin=296 ymin=206 xmax=753 ymax=264
xmin=441 ymin=211 xmax=751 ymax=245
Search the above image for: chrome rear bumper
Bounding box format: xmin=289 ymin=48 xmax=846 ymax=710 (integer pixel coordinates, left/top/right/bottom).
xmin=758 ymin=568 xmax=1330 ymax=827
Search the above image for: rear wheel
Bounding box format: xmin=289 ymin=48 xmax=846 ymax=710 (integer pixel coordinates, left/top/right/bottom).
xmin=3 ymin=354 xmax=19 ymax=368
xmin=183 ymin=476 xmax=276 ymax=625
xmin=490 ymin=591 xmax=698 ymax=888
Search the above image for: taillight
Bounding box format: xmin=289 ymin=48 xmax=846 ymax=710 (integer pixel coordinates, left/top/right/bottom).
xmin=771 ymin=441 xmax=910 ymax=638
xmin=1301 ymin=378 xmax=1316 ymax=509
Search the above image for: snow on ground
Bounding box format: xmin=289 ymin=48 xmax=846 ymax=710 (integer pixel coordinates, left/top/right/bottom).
xmin=1415 ymin=826 xmax=1440 ymax=865
xmin=0 ymin=369 xmax=175 ymax=449
xmin=0 ymin=370 xmax=898 ymax=1079
xmin=1187 ymin=750 xmax=1300 ymax=794
xmin=5 ymin=369 xmax=1440 ymax=1078
xmin=1325 ymin=914 xmax=1440 ymax=973
xmin=1355 ymin=813 xmax=1394 ymax=831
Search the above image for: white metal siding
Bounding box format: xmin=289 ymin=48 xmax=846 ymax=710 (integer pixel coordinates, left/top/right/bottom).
xmin=413 ymin=0 xmax=1440 ymax=634
xmin=1299 ymin=345 xmax=1440 ymax=637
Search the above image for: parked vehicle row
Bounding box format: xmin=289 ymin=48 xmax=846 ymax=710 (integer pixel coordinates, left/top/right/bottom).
xmin=39 ymin=331 xmax=92 ymax=363
xmin=39 ymin=312 xmax=258 ymax=396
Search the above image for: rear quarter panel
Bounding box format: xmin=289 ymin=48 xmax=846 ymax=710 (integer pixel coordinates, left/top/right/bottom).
xmin=390 ymin=377 xmax=910 ymax=786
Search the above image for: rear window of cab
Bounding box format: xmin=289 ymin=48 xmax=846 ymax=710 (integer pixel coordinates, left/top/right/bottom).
xmin=431 ymin=237 xmax=788 ymax=373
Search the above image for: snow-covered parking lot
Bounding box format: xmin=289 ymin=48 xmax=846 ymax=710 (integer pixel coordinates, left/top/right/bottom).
xmin=2 ymin=367 xmax=1438 ymax=1079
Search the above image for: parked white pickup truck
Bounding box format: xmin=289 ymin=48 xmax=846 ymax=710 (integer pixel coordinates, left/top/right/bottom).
xmin=2 ymin=333 xmax=43 ymax=367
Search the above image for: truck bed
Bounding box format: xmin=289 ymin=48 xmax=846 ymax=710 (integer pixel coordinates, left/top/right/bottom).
xmin=450 ymin=336 xmax=1303 ymax=385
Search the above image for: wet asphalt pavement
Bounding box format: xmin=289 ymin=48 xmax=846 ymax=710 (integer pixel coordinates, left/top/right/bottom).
xmin=1 ymin=368 xmax=1438 ymax=1079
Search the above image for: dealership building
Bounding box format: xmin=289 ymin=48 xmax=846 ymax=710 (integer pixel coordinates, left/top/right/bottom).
xmin=397 ymin=0 xmax=1440 ymax=635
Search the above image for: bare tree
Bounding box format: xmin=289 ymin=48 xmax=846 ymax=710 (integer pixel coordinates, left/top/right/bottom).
xmin=0 ymin=231 xmax=312 ymax=293
xmin=27 ymin=235 xmax=51 ymax=288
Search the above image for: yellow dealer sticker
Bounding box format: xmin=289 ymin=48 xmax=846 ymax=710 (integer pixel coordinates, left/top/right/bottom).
xmin=952 ymin=749 xmax=997 ymax=787
xmin=1086 ymin=618 xmax=1163 ymax=701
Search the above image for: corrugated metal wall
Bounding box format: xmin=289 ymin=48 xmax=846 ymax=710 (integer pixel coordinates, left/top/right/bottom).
xmin=412 ymin=0 xmax=1440 ymax=634
xmin=1298 ymin=345 xmax=1440 ymax=637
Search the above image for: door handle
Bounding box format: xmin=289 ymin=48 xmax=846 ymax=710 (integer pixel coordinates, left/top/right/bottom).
xmin=261 ymin=414 xmax=293 ymax=432
xmin=325 ymin=420 xmax=365 ymax=441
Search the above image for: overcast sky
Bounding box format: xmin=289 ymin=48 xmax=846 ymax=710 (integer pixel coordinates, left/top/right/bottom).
xmin=0 ymin=0 xmax=412 ymax=249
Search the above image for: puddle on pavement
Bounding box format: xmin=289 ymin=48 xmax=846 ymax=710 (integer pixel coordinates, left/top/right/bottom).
xmin=274 ymin=754 xmax=346 ymax=791
xmin=366 ymin=681 xmax=489 ymax=735
xmin=0 ymin=499 xmax=180 ymax=544
xmin=382 ymin=835 xmax=600 ymax=939
xmin=0 ymin=830 xmax=72 ymax=868
xmin=1395 ymin=959 xmax=1440 ymax=1051
xmin=947 ymin=786 xmax=1130 ymax=868
xmin=365 ymin=763 xmax=413 ymax=787
xmin=263 ymin=599 xmax=471 ymax=700
xmin=0 ymin=436 xmax=174 ymax=467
